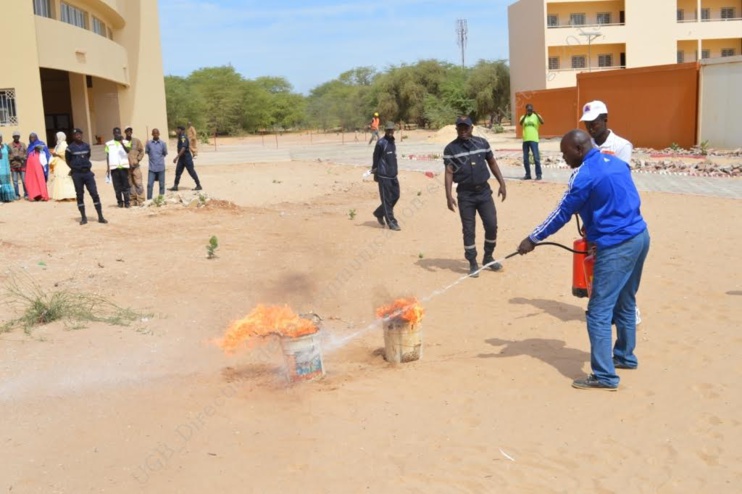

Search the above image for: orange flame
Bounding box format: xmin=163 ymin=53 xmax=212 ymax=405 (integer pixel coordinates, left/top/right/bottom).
xmin=375 ymin=297 xmax=424 ymax=324
xmin=217 ymin=305 xmax=319 ymax=355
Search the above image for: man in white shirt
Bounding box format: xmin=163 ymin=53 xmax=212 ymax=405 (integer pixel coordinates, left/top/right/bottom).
xmin=105 ymin=127 xmax=131 ymax=208
xmin=579 ymin=100 xmax=633 ymax=164
xmin=580 ymin=101 xmax=642 ymax=327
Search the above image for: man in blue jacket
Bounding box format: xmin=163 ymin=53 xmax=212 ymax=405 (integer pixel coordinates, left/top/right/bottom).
xmin=517 ymin=129 xmax=650 ymax=391
xmin=371 ymin=122 xmax=401 ymax=231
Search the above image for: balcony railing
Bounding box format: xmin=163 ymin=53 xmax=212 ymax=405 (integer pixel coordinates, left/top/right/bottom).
xmin=548 ymin=66 xmax=626 ymax=72
xmin=548 ymin=22 xmax=625 ymax=29
xmin=678 ymin=16 xmax=742 ymax=22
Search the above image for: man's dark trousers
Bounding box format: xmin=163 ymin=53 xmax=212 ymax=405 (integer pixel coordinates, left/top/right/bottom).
xmin=111 ymin=168 xmax=130 ymax=206
xmin=72 ymin=170 xmax=104 ymax=218
xmin=174 ymin=155 xmax=200 ymax=187
xmin=373 ymin=177 xmax=400 ymax=227
xmin=457 ymin=184 xmax=498 ymax=262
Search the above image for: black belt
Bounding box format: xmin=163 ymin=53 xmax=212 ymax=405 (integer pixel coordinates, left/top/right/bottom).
xmin=457 ymin=182 xmax=489 ymax=192
xmin=72 ymin=168 xmax=91 ymax=174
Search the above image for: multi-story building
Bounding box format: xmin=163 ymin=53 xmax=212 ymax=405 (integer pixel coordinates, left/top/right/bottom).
xmin=1 ymin=0 xmax=167 ymax=145
xmin=508 ymin=0 xmax=742 ymax=110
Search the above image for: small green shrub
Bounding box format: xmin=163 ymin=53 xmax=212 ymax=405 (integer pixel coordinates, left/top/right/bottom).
xmin=207 ymin=235 xmax=219 ymax=259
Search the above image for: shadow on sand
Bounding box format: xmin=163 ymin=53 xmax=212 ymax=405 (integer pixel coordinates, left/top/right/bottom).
xmin=479 ymin=337 xmax=589 ymax=380
xmin=416 ymin=258 xmax=467 ymax=275
xmin=509 ymin=297 xmax=586 ymax=323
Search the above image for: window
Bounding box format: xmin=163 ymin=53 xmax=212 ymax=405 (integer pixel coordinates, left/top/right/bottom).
xmin=598 ymin=54 xmax=613 ymax=67
xmin=721 ymin=48 xmax=736 ymax=57
xmin=569 ymin=13 xmax=586 ymax=26
xmin=548 ymin=57 xmax=560 ymax=70
xmin=547 ymin=14 xmax=559 ymax=27
xmin=597 ymin=12 xmax=612 ymax=24
xmin=0 ymin=89 xmax=18 ymax=126
xmin=721 ymin=7 xmax=735 ymax=19
xmin=61 ymin=2 xmax=87 ymax=29
xmin=677 ymin=9 xmax=684 ymax=21
xmin=92 ymin=17 xmax=106 ymax=37
xmin=701 ymin=49 xmax=711 ymax=59
xmin=33 ymin=0 xmax=52 ymax=18
xmin=677 ymin=51 xmax=685 ymax=63
xmin=701 ymin=8 xmax=710 ymax=20
xmin=571 ymin=56 xmax=587 ymax=69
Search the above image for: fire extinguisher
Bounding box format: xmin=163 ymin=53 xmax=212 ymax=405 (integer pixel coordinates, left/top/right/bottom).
xmin=571 ymin=216 xmax=592 ymax=298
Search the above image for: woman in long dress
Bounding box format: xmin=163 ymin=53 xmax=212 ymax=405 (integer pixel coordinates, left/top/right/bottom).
xmin=0 ymin=134 xmax=17 ymax=202
xmin=24 ymin=145 xmax=49 ymax=201
xmin=49 ymin=131 xmax=76 ymax=200
xmin=27 ymin=132 xmax=51 ymax=182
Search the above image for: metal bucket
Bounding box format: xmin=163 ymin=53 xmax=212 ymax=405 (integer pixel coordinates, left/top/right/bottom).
xmin=280 ymin=332 xmax=325 ymax=382
xmin=383 ymin=320 xmax=422 ymax=363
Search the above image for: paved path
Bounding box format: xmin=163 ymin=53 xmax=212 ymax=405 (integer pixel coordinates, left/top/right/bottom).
xmin=91 ymin=138 xmax=739 ymax=199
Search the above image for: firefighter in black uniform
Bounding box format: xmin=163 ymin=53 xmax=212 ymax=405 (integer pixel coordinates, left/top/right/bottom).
xmin=371 ymin=122 xmax=401 ymax=231
xmin=66 ymin=128 xmax=108 ymax=225
xmin=168 ymin=125 xmax=202 ymax=191
xmin=444 ymin=116 xmax=507 ymax=277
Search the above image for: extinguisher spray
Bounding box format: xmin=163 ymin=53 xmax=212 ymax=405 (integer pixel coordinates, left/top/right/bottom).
xmin=571 ymin=216 xmax=594 ymax=298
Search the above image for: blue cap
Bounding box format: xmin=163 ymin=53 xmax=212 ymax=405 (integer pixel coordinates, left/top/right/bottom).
xmin=455 ymin=116 xmax=473 ymax=126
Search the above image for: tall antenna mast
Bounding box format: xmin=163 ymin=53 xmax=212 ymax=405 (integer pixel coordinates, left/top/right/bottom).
xmin=456 ymin=19 xmax=468 ymax=69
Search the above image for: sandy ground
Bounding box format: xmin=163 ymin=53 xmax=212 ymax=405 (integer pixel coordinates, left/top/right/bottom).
xmin=1 ymin=131 xmax=741 ymax=493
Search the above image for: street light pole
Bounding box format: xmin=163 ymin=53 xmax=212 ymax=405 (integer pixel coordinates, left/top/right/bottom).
xmin=579 ymin=30 xmax=602 ymax=71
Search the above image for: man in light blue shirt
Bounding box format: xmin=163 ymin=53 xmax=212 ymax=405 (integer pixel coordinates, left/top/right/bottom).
xmin=518 ymin=129 xmax=650 ymax=391
xmin=145 ymin=128 xmax=168 ymax=199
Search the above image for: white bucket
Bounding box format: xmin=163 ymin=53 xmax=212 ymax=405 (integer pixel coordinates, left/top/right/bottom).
xmin=383 ymin=320 xmax=423 ymax=364
xmin=280 ymin=332 xmax=325 ymax=383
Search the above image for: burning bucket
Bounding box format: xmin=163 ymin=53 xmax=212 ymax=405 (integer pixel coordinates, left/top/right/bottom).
xmin=281 ymin=331 xmax=325 ymax=382
xmin=376 ymin=297 xmax=425 ymax=364
xmin=383 ymin=319 xmax=422 ymax=363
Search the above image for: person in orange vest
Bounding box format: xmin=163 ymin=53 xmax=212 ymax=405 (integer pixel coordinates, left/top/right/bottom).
xmin=368 ymin=112 xmax=380 ymax=145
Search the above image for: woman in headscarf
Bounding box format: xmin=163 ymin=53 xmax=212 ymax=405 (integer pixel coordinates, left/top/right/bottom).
xmin=0 ymin=133 xmax=17 ymax=202
xmin=24 ymin=143 xmax=49 ymax=201
xmin=27 ymin=132 xmax=51 ymax=182
xmin=49 ymin=131 xmax=76 ymax=200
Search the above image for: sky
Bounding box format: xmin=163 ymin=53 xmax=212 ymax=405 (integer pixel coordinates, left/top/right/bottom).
xmin=158 ymin=0 xmax=512 ymax=94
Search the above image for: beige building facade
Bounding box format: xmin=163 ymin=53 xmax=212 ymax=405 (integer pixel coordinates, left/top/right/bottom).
xmin=1 ymin=0 xmax=166 ymax=146
xmin=508 ymin=0 xmax=742 ymax=111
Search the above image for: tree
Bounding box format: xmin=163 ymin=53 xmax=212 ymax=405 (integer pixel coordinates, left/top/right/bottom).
xmin=188 ymin=66 xmax=246 ymax=135
xmin=466 ymin=60 xmax=511 ymax=124
xmin=164 ymin=76 xmax=204 ymax=132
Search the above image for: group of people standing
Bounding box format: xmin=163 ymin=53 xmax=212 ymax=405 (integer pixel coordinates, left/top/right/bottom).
xmin=0 ymin=122 xmax=203 ymax=218
xmin=0 ymin=131 xmax=76 ymax=203
xmin=371 ymin=101 xmax=649 ymax=392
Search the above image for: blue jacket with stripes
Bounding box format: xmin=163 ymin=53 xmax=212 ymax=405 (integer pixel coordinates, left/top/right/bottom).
xmin=529 ymin=148 xmax=646 ymax=249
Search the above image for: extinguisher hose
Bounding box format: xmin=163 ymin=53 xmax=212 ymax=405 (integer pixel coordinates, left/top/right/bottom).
xmin=533 ymin=241 xmax=589 ymax=255
xmin=502 ymin=241 xmax=589 ymax=261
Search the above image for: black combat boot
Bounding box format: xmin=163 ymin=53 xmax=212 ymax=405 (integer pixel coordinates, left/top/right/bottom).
xmin=465 ymin=249 xmax=479 ymax=278
xmin=78 ymin=205 xmax=88 ymax=225
xmin=94 ymin=202 xmax=108 ymax=224
xmin=482 ymin=241 xmax=502 ymax=271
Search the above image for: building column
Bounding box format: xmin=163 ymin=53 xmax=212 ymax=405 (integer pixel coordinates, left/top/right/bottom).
xmin=69 ymin=73 xmax=91 ymax=138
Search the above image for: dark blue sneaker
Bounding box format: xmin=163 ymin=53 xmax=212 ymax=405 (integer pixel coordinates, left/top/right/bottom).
xmin=572 ymin=374 xmax=618 ymax=391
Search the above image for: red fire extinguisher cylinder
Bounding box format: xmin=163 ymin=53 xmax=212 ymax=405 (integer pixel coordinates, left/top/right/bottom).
xmin=572 ymin=238 xmax=589 ymax=298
